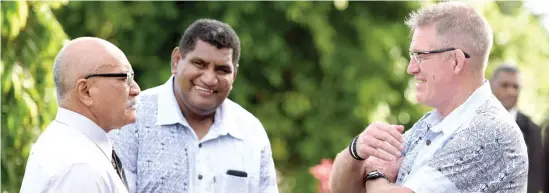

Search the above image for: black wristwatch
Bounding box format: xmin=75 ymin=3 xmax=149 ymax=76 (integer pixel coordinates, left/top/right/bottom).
xmin=363 ymin=170 xmax=389 ymax=185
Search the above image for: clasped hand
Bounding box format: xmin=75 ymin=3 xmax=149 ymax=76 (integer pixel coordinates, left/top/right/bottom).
xmin=357 ymin=122 xmax=405 ymax=182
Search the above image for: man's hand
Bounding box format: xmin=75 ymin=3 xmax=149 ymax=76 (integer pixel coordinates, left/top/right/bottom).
xmin=364 ymin=156 xmax=403 ymax=182
xmin=356 ymin=122 xmax=405 ymax=161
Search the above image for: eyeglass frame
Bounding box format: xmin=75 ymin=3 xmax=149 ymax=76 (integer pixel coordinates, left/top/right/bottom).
xmin=409 ymin=48 xmax=471 ymax=64
xmin=84 ymin=72 xmax=135 ymax=87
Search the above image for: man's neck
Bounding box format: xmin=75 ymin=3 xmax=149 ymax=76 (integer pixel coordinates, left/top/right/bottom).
xmin=59 ymin=101 xmax=110 ymax=133
xmin=180 ymin=105 xmax=215 ymax=140
xmin=436 ymin=77 xmax=485 ymax=116
xmin=181 ymin=107 xmax=216 ymax=123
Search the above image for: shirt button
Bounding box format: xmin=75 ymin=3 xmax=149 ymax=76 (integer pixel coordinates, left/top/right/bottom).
xmin=199 ymin=143 xmax=202 ymax=148
xmin=426 ymin=140 xmax=431 ymax=145
xmin=198 ymin=174 xmax=203 ymax=180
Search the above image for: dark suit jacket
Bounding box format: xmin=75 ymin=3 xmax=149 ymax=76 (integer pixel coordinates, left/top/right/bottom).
xmin=516 ymin=112 xmax=543 ymax=193
xmin=542 ymin=118 xmax=549 ymax=193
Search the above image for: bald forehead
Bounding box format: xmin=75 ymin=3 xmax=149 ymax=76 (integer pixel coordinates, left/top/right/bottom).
xmin=62 ymin=37 xmax=130 ymax=74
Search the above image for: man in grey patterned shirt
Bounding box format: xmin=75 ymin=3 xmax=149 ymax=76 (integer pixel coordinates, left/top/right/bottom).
xmin=109 ymin=19 xmax=278 ymax=193
xmin=329 ymin=2 xmax=528 ymax=193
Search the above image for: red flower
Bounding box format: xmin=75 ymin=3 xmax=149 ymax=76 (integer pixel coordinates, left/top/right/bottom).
xmin=310 ymin=159 xmax=333 ymax=193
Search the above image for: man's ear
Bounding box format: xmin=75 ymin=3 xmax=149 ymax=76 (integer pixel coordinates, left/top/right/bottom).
xmin=453 ymin=50 xmax=466 ymax=74
xmin=76 ymin=79 xmax=94 ymax=107
xmin=228 ymin=64 xmax=239 ymax=92
xmin=233 ymin=63 xmax=239 ymax=80
xmin=171 ymin=47 xmax=181 ymax=74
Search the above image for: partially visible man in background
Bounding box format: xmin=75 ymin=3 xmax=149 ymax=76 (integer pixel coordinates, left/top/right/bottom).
xmin=490 ymin=64 xmax=543 ymax=193
xmin=20 ymin=37 xmax=141 ymax=193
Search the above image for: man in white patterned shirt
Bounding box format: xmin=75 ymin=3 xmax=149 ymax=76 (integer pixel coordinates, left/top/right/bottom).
xmin=109 ymin=19 xmax=278 ymax=193
xmin=329 ymin=2 xmax=528 ymax=193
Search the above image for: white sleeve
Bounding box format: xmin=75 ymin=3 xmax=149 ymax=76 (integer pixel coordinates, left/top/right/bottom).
xmin=45 ymin=163 xmax=109 ymax=193
xmin=401 ymin=164 xmax=459 ymax=193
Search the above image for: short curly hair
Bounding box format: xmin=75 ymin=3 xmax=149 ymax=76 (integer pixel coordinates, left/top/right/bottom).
xmin=178 ymin=19 xmax=241 ymax=66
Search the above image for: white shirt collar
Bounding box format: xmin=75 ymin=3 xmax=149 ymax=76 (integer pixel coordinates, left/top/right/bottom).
xmin=54 ymin=107 xmax=113 ymax=161
xmin=155 ymin=76 xmax=244 ymax=139
xmin=156 ymin=76 xmax=189 ymax=127
xmin=508 ymin=107 xmax=518 ymax=120
xmin=429 ymin=80 xmax=493 ymax=134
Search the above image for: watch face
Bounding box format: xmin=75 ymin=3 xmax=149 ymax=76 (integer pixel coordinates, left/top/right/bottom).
xmin=368 ymin=170 xmax=382 ymax=176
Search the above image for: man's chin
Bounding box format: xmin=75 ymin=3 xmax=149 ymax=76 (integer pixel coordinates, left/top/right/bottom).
xmin=191 ymin=103 xmax=219 ymax=115
xmin=503 ymin=102 xmax=516 ymax=110
xmin=124 ymin=112 xmax=137 ymax=125
xmin=415 ymin=95 xmax=424 ymax=104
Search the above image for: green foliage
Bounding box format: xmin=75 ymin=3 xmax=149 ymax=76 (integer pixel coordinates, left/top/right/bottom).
xmin=1 ymin=1 xmax=69 ymax=192
xmin=2 ymin=1 xmax=548 ymax=193
xmin=481 ymin=1 xmax=549 ymax=124
xmin=53 ymin=2 xmax=423 ymax=192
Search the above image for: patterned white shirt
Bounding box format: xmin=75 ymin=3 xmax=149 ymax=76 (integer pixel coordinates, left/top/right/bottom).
xmin=108 ymin=76 xmax=278 ymax=193
xmin=395 ymin=81 xmax=528 ymax=192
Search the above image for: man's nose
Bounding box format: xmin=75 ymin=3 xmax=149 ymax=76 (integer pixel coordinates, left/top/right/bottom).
xmin=200 ymin=70 xmax=218 ymax=87
xmin=505 ymin=85 xmax=518 ymax=94
xmin=130 ymin=80 xmax=141 ymax=96
xmin=407 ymin=60 xmax=419 ymax=75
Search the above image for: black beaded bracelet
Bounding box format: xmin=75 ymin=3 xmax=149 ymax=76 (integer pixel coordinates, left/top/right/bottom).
xmin=348 ymin=136 xmax=365 ymax=160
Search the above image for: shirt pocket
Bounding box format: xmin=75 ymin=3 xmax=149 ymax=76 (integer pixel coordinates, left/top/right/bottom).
xmin=214 ymin=172 xmax=258 ymax=193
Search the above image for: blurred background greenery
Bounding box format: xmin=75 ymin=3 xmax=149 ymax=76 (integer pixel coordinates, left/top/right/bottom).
xmin=2 ymin=1 xmax=549 ymax=192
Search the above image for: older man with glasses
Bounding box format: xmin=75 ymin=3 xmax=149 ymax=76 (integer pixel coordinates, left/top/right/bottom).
xmin=329 ymin=2 xmax=528 ymax=193
xmin=20 ymin=37 xmax=141 ymax=193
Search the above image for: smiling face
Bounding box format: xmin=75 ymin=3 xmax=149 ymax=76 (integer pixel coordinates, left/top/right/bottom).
xmin=407 ymin=25 xmax=458 ymax=108
xmin=171 ymin=39 xmax=236 ymax=115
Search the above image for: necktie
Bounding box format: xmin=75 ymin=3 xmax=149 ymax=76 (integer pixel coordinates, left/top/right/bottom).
xmin=112 ymin=150 xmax=129 ymax=191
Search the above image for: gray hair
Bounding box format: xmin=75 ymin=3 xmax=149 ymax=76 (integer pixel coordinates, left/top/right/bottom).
xmin=53 ymin=45 xmax=72 ymax=101
xmin=491 ymin=63 xmax=520 ymax=80
xmin=405 ymin=1 xmax=494 ymax=69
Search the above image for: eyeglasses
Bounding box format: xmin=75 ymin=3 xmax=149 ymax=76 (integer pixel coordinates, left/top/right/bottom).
xmin=85 ymin=72 xmax=134 ymax=87
xmin=409 ymin=48 xmax=471 ymax=64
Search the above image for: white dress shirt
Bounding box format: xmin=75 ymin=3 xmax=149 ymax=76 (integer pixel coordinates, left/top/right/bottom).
xmin=508 ymin=107 xmax=518 ymax=120
xmin=20 ymin=108 xmax=129 ymax=193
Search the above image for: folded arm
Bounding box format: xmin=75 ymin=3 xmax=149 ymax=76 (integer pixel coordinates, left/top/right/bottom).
xmin=330 ymin=149 xmax=413 ymax=193
xmin=330 ymin=123 xmax=405 ymax=193
xmin=329 ymin=148 xmax=367 ymax=193
xmin=365 ymin=178 xmax=413 ymax=193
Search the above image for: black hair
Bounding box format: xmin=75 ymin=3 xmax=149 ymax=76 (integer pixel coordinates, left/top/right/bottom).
xmin=178 ymin=19 xmax=241 ymax=66
xmin=491 ymin=64 xmax=519 ymax=80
